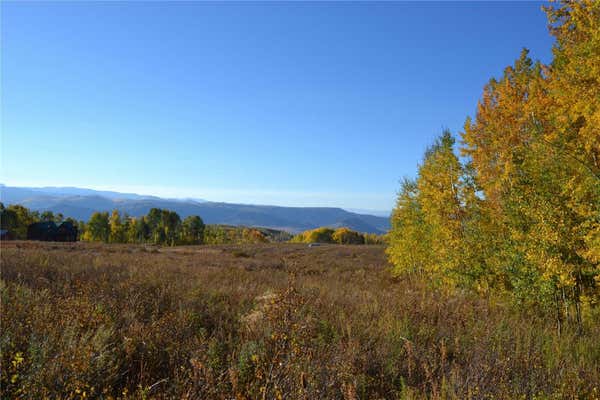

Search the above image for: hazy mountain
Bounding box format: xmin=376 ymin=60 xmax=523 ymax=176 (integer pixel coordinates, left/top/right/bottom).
xmin=0 ymin=185 xmax=162 ymax=201
xmin=344 ymin=208 xmax=391 ymax=218
xmin=0 ymin=185 xmax=390 ymax=234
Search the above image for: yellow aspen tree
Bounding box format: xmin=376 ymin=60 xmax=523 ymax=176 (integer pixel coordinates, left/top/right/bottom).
xmin=416 ymin=131 xmax=469 ymax=284
xmin=544 ymin=0 xmax=600 ymax=324
xmin=109 ymin=209 xmax=125 ymax=243
xmin=388 ymin=132 xmax=473 ymax=285
xmin=387 ymin=178 xmax=432 ymax=278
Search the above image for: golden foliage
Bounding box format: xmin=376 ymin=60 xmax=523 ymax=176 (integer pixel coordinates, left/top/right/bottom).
xmin=388 ymin=2 xmax=599 ymax=329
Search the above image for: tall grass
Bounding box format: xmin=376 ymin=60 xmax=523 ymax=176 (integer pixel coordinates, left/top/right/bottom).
xmin=1 ymin=241 xmax=598 ymax=399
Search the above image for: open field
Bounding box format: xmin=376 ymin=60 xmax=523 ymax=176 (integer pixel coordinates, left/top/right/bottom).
xmin=1 ymin=241 xmax=599 ymax=399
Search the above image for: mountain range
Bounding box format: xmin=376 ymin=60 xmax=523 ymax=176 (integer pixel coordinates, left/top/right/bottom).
xmin=0 ymin=185 xmax=390 ymax=234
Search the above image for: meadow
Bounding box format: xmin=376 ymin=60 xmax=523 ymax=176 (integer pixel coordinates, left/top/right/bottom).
xmin=1 ymin=241 xmax=599 ymax=399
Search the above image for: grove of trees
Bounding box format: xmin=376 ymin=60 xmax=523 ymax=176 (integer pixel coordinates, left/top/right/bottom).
xmin=203 ymin=225 xmax=271 ymax=244
xmin=81 ymin=208 xmax=205 ymax=246
xmin=291 ymin=226 xmax=386 ymax=245
xmin=387 ymin=1 xmax=599 ymax=332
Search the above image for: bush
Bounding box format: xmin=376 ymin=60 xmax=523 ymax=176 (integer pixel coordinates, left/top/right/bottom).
xmin=332 ymin=227 xmax=365 ymax=244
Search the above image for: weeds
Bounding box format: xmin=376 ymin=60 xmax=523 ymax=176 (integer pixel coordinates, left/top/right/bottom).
xmin=1 ymin=241 xmax=598 ymax=399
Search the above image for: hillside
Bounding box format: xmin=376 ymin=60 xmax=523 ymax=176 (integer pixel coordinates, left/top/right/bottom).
xmin=0 ymin=185 xmax=390 ymax=234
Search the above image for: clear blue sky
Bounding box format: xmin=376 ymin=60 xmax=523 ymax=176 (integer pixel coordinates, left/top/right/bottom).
xmin=1 ymin=1 xmax=553 ymax=211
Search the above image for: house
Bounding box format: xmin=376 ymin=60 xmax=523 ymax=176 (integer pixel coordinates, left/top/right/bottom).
xmin=27 ymin=222 xmax=78 ymax=242
xmin=0 ymin=229 xmax=14 ymax=240
xmin=55 ymin=221 xmax=78 ymax=242
xmin=27 ymin=222 xmax=58 ymax=241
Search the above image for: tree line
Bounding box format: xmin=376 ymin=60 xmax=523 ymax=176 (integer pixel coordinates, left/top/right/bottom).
xmin=1 ymin=203 xmax=383 ymax=246
xmin=0 ymin=204 xmax=206 ymax=246
xmin=387 ymin=1 xmax=599 ymax=332
xmin=82 ymin=210 xmax=291 ymax=245
xmin=0 ymin=203 xmax=298 ymax=245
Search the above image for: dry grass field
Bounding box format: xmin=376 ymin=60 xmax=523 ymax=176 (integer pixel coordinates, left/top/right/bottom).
xmin=1 ymin=241 xmax=599 ymax=399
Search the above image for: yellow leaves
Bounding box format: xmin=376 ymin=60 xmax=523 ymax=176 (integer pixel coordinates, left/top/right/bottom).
xmin=242 ymin=228 xmax=269 ymax=244
xmin=579 ymin=294 xmax=597 ymax=321
xmin=12 ymin=352 xmax=24 ymax=367
xmin=293 ymin=227 xmax=336 ymax=244
xmin=539 ymin=257 xmax=574 ymax=287
xmin=8 ymin=352 xmax=25 ymax=386
xmin=390 ymin=2 xmax=599 ymax=320
xmin=332 ymin=228 xmax=365 ymax=245
xmin=388 ymin=132 xmax=472 ymax=284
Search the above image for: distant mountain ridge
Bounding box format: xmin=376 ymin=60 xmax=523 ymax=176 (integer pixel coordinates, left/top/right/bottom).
xmin=0 ymin=185 xmax=390 ymax=234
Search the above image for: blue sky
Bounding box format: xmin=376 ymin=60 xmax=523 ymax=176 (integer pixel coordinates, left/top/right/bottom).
xmin=1 ymin=1 xmax=554 ymax=211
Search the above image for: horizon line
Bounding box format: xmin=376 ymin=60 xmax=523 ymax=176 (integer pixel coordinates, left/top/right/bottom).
xmin=0 ymin=182 xmax=392 ymax=215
